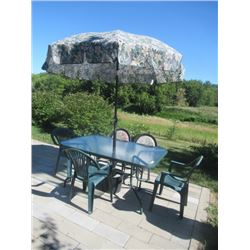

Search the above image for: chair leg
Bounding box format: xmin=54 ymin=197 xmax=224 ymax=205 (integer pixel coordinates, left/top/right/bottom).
xmin=54 ymin=150 xmax=62 ymax=175
xmin=159 ymin=181 xmax=164 ymax=195
xmin=82 ymin=181 xmax=87 ymax=192
xmin=130 ymin=166 xmax=133 ymax=186
xmin=149 ymin=182 xmax=159 ymax=211
xmin=108 ymin=175 xmax=113 ymax=202
xmin=138 ymin=168 xmax=143 ymax=190
xmin=179 ymin=193 xmax=185 ymax=219
xmin=69 ymin=175 xmax=76 ymax=200
xmin=122 ymin=164 xmax=126 ymax=184
xmin=63 ymin=177 xmax=71 ymax=188
xmin=88 ymin=183 xmax=95 ymax=214
xmin=140 ymin=169 xmax=144 ymax=187
xmin=183 ymin=184 xmax=189 ymax=206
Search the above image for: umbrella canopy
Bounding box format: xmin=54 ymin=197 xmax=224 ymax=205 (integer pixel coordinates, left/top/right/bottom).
xmin=42 ymin=30 xmax=184 ymax=149
xmin=42 ymin=30 xmax=184 ymax=83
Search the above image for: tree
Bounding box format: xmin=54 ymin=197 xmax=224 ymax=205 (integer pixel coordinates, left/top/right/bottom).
xmin=183 ymin=80 xmax=204 ymax=106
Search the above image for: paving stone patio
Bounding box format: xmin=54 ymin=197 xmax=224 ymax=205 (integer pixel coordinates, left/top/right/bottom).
xmin=32 ymin=139 xmax=211 ymax=249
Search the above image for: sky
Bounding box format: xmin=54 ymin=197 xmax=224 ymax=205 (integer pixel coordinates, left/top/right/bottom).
xmin=32 ymin=1 xmax=218 ymax=84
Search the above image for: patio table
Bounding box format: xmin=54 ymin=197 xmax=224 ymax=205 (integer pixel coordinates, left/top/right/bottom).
xmin=61 ymin=134 xmax=167 ymax=214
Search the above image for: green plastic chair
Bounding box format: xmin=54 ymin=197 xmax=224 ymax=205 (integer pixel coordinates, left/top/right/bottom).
xmin=96 ymin=128 xmax=131 ymax=168
xmin=51 ymin=128 xmax=75 ymax=175
xmin=134 ymin=134 xmax=158 ymax=188
xmin=111 ymin=128 xmax=131 ymax=142
xmin=62 ymin=148 xmax=113 ymax=214
xmin=107 ymin=128 xmax=132 ymax=185
xmin=149 ymin=155 xmax=203 ymax=218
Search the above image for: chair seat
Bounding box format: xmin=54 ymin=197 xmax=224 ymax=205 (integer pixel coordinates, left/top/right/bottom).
xmin=76 ymin=164 xmax=110 ymax=186
xmin=155 ymin=172 xmax=185 ymax=192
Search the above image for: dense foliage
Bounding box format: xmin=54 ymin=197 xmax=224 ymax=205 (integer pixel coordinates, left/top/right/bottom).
xmin=191 ymin=143 xmax=218 ymax=178
xmin=32 ymin=91 xmax=64 ymax=128
xmin=63 ymin=92 xmax=113 ymax=135
xmin=32 ymin=74 xmax=218 ymax=114
xmin=32 ymin=73 xmax=217 ymax=133
xmin=32 ymin=74 xmax=113 ymax=134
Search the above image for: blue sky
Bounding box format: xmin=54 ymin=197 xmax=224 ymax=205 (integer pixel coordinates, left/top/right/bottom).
xmin=32 ymin=1 xmax=218 ymax=84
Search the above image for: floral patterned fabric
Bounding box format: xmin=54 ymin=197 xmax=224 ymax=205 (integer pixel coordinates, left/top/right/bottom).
xmin=42 ymin=30 xmax=184 ymax=83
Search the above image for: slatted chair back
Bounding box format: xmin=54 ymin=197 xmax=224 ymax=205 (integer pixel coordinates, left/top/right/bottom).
xmin=112 ymin=128 xmax=131 ymax=142
xmin=184 ymin=155 xmax=204 ymax=181
xmin=51 ymin=128 xmax=75 ymax=145
xmin=134 ymin=133 xmax=157 ymax=147
xmin=133 ymin=134 xmax=157 ymax=185
xmin=63 ymin=148 xmax=100 ymax=180
xmin=51 ymin=128 xmax=75 ymax=175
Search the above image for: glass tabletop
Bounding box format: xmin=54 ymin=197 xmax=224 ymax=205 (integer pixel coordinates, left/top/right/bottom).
xmin=61 ymin=134 xmax=167 ymax=169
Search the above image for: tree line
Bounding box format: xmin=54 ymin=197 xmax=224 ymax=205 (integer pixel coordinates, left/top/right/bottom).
xmin=32 ymin=73 xmax=217 ymax=116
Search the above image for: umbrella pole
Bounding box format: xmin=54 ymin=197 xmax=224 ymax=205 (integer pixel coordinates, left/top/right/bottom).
xmin=113 ymin=58 xmax=119 ymax=151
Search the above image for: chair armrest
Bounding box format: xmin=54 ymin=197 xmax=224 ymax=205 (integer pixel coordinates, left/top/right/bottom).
xmin=159 ymin=171 xmax=187 ymax=184
xmin=169 ymin=160 xmax=185 ymax=172
xmin=159 ymin=171 xmax=169 ymax=185
xmin=100 ymin=163 xmax=113 ymax=172
xmin=98 ymin=159 xmax=110 ymax=166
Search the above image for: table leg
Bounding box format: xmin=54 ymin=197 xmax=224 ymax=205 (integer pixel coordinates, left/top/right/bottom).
xmin=131 ymin=186 xmax=143 ymax=214
xmin=131 ymin=166 xmax=155 ymax=214
xmin=130 ymin=166 xmax=145 ymax=214
xmin=63 ymin=159 xmax=72 ymax=187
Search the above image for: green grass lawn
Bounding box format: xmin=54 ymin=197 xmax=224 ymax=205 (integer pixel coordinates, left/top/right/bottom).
xmin=32 ymin=125 xmax=54 ymax=144
xmin=156 ymin=106 xmax=218 ymax=124
xmin=119 ymin=110 xmax=217 ymax=144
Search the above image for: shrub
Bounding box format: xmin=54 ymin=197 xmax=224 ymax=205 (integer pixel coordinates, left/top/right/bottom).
xmin=32 ymin=91 xmax=64 ymax=128
xmin=32 ymin=91 xmax=63 ymax=128
xmin=32 ymin=73 xmax=81 ymax=95
xmin=63 ymin=92 xmax=113 ymax=135
xmin=136 ymin=92 xmax=157 ymax=114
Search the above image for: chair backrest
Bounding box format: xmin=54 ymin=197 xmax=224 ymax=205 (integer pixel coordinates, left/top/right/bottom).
xmin=51 ymin=128 xmax=75 ymax=145
xmin=185 ymin=155 xmax=204 ymax=181
xmin=63 ymin=148 xmax=100 ymax=180
xmin=134 ymin=133 xmax=157 ymax=147
xmin=112 ymin=128 xmax=131 ymax=142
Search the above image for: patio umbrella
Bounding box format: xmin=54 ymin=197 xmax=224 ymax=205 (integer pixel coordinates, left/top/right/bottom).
xmin=42 ymin=30 xmax=184 ymax=150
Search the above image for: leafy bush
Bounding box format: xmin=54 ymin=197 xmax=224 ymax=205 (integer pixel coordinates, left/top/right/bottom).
xmin=63 ymin=92 xmax=113 ymax=135
xmin=134 ymin=92 xmax=157 ymax=114
xmin=32 ymin=91 xmax=64 ymax=128
xmin=32 ymin=73 xmax=81 ymax=95
xmin=183 ymin=80 xmax=218 ymax=107
xmin=190 ymin=143 xmax=218 ymax=178
xmin=206 ymin=203 xmax=218 ymax=227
